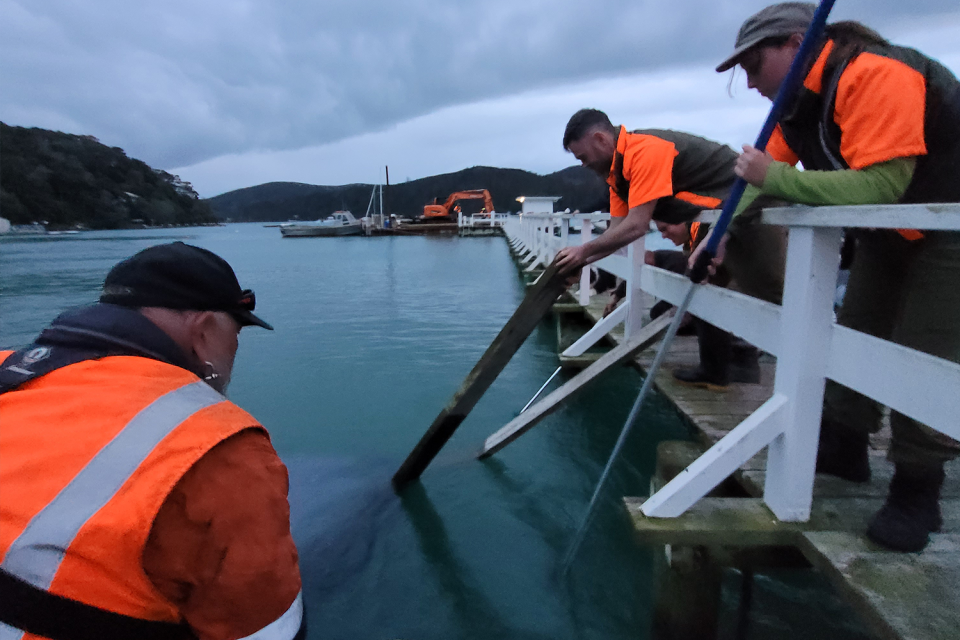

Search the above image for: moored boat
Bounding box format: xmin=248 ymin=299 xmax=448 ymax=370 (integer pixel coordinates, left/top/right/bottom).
xmin=280 ymin=211 xmax=362 ymax=237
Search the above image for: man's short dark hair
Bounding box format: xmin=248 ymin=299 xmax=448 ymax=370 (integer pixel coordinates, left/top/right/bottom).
xmin=563 ymin=109 xmax=616 ymax=150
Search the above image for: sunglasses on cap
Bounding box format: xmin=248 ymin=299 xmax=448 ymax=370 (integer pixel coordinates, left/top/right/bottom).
xmin=237 ymin=289 xmax=256 ymax=311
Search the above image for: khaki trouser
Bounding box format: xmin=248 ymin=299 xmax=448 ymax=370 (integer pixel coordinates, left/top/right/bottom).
xmin=823 ymin=230 xmax=960 ymax=467
xmin=682 ymin=205 xmax=788 ymax=382
xmin=723 ymin=206 xmax=787 ymax=306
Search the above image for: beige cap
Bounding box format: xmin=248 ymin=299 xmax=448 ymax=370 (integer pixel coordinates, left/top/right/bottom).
xmin=716 ymin=2 xmax=816 ymax=72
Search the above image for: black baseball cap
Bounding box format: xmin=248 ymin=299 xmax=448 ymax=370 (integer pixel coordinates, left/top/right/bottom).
xmin=100 ymin=242 xmax=273 ymax=330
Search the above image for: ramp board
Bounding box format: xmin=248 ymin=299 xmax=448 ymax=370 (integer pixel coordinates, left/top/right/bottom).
xmin=392 ymin=264 xmax=569 ymax=490
xmin=478 ymin=313 xmax=671 ymax=459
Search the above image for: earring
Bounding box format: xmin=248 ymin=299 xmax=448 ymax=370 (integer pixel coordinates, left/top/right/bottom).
xmin=202 ymin=361 xmax=220 ymax=383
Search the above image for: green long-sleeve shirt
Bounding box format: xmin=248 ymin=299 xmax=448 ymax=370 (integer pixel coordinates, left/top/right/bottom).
xmin=733 ymin=156 xmax=916 ymax=217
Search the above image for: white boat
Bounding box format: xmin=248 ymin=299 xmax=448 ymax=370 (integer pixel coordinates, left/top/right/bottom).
xmin=280 ymin=211 xmax=362 ymax=237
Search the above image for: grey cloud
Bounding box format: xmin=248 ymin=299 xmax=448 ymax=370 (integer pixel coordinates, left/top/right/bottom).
xmin=2 ymin=0 xmax=957 ymax=171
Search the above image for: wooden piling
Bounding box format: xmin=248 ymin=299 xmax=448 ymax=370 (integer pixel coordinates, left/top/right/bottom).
xmin=649 ymin=441 xmax=723 ymax=640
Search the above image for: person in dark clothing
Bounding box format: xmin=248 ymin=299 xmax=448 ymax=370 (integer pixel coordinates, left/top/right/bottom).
xmin=648 ymin=221 xmax=761 ymax=386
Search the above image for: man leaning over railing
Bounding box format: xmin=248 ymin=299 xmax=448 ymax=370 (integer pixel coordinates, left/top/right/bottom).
xmin=555 ymin=108 xmax=788 ymax=392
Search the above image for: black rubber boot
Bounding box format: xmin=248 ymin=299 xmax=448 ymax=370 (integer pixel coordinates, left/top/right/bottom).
xmin=867 ymin=464 xmax=945 ymax=552
xmin=730 ymin=342 xmax=761 ymax=384
xmin=650 ymin=299 xmax=672 ymax=320
xmin=673 ymin=319 xmax=731 ymax=391
xmin=815 ymin=419 xmax=871 ymax=483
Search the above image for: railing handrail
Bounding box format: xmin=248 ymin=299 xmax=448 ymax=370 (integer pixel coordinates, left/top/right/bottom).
xmin=763 ymin=203 xmax=960 ymax=230
xmin=519 ymin=211 xmax=609 ymax=221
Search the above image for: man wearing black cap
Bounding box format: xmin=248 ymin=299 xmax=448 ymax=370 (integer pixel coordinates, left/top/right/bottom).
xmin=0 ymin=243 xmax=305 ymax=640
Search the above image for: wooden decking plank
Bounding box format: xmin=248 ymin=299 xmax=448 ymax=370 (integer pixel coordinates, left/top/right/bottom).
xmin=798 ymin=532 xmax=960 ymax=640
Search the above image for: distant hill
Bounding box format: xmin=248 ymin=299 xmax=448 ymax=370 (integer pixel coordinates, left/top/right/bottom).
xmin=0 ymin=123 xmax=215 ymax=230
xmin=207 ymin=165 xmax=609 ymax=222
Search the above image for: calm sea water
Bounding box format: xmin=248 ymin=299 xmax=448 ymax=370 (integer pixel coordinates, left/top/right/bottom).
xmin=0 ymin=224 xmax=871 ymax=640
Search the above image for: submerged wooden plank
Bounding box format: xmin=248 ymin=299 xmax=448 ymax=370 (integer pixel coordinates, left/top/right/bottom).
xmin=626 ymin=497 xmax=794 ymax=546
xmin=392 ymin=264 xmax=569 ymax=490
xmin=551 ymin=302 xmax=584 ymax=314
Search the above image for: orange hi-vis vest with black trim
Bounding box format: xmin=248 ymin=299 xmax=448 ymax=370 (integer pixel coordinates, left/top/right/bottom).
xmin=607 ymin=126 xmax=737 ymax=224
xmin=771 ymin=39 xmax=960 ymax=242
xmin=0 ymin=352 xmax=263 ymax=638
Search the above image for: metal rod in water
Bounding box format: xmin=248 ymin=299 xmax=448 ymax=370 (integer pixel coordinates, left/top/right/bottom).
xmin=519 ymin=366 xmax=562 ymax=414
xmin=561 ymin=284 xmax=697 ymax=574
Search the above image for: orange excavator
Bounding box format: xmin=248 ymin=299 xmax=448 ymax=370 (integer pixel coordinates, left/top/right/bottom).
xmin=422 ymin=189 xmax=495 ymax=220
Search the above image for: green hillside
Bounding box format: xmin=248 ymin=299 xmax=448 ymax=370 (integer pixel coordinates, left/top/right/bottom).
xmin=0 ymin=123 xmax=215 ymax=230
xmin=207 ymin=165 xmax=609 ymax=222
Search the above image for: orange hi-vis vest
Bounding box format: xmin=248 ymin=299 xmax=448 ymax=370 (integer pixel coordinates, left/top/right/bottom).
xmin=770 ymin=39 xmax=960 ymax=242
xmin=607 ymin=126 xmax=736 ymax=224
xmin=0 ymin=352 xmax=263 ymax=639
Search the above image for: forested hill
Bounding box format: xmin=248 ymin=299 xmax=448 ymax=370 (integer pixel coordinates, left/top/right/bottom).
xmin=1 ymin=123 xmax=215 ymax=230
xmin=207 ymin=165 xmax=609 ymax=222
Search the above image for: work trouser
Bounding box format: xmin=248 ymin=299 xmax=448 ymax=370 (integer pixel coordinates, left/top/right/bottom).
xmin=694 ymin=208 xmax=787 ymax=380
xmin=653 ymin=209 xmax=787 ymax=380
xmin=722 ymin=207 xmax=787 ymax=307
xmin=823 ymin=230 xmax=960 ymax=467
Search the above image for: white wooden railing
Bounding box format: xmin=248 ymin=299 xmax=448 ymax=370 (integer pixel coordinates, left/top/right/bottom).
xmin=504 ymin=205 xmax=960 ymax=522
xmin=458 ymin=212 xmax=511 ymax=229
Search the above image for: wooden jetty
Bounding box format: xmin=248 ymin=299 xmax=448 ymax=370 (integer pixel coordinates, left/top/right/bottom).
xmin=497 ymin=206 xmax=960 ymax=640
xmin=361 ymin=212 xmax=508 ymax=236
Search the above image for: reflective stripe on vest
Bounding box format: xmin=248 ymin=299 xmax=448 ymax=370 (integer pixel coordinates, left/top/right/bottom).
xmin=1 ymin=381 xmax=223 ymax=594
xmin=238 ymin=591 xmax=304 ymax=640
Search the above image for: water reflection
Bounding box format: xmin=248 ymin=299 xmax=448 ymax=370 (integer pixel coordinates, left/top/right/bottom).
xmin=401 ymin=484 xmax=515 ymax=638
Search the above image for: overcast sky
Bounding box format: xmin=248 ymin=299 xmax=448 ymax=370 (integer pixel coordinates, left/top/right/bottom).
xmin=3 ymin=0 xmax=959 ymax=197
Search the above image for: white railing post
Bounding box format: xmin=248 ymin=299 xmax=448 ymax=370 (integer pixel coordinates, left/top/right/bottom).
xmin=546 ymin=217 xmax=556 ymax=263
xmin=763 ymin=226 xmax=843 ymax=521
xmin=527 ymin=218 xmax=540 ymax=264
xmin=625 ymin=235 xmax=646 ymax=339
xmin=579 ymin=217 xmax=592 ymax=306
xmin=542 ymin=217 xmax=551 ymax=264
xmin=533 ymin=218 xmax=543 ymax=262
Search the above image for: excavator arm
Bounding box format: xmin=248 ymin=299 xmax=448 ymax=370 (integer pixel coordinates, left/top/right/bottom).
xmin=423 ymin=190 xmax=495 ymax=219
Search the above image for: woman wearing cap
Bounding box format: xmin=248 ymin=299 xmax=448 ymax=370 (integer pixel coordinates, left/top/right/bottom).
xmin=714 ymin=2 xmax=960 ymax=552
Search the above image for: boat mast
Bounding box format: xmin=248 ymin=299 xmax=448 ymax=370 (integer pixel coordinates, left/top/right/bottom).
xmin=379 ymin=167 xmax=385 ymax=219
